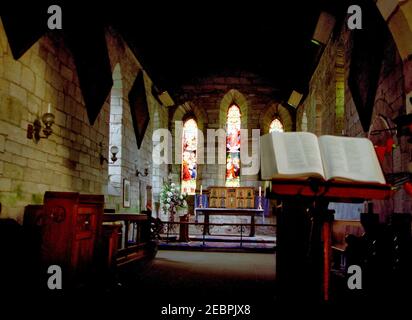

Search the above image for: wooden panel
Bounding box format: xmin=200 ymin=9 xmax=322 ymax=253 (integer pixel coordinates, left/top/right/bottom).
xmin=226 ymin=188 xmax=236 ymax=208
xmin=24 ymin=192 xmax=104 ymax=286
xmin=270 ymin=179 xmax=393 ymax=202
xmin=208 ymin=187 xmax=256 ymax=208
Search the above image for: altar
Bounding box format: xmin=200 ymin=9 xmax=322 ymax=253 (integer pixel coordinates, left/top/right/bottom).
xmin=194 ymin=207 xmax=264 ymax=237
xmin=194 ymin=186 xmax=266 ymax=237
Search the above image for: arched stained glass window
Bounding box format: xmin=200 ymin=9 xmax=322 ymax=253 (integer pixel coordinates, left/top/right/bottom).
xmin=181 ymin=119 xmax=197 ymax=194
xmin=225 ymin=105 xmax=241 ymax=187
xmin=269 ymin=118 xmax=284 ymax=133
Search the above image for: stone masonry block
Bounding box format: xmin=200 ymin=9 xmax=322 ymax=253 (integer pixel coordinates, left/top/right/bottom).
xmin=3 ymin=162 xmax=23 ymax=179
xmin=0 ymin=177 xmax=12 ymax=191
xmin=0 ymin=134 xmax=5 ymax=153
xmin=21 ymin=66 xmax=35 ymax=92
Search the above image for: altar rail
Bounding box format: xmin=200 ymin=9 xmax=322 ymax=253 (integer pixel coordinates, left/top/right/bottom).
xmin=160 ymin=221 xmax=277 ymax=248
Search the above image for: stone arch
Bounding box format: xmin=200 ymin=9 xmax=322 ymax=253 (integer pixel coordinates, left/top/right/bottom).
xmin=259 ymin=103 xmax=293 ymax=134
xmin=219 ymin=89 xmax=248 ymax=129
xmin=376 ymin=1 xmax=412 ymax=61
xmin=108 ymin=63 xmax=123 ymax=197
xmin=172 ymin=101 xmax=207 ymax=132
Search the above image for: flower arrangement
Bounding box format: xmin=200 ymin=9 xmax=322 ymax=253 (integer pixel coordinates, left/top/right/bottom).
xmin=160 ymin=182 xmax=188 ymax=219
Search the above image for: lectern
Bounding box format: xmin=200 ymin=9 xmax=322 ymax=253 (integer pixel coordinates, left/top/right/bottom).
xmin=268 ymin=178 xmax=394 ymax=301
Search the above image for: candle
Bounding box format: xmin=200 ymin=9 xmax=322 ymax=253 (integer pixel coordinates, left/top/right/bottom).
xmin=47 ymin=103 xmax=51 ymax=113
xmin=259 ymin=186 xmax=261 ymax=197
xmin=200 ymin=185 xmax=202 ymax=195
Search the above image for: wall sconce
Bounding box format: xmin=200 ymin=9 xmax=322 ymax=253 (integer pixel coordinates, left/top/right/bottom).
xmin=27 ymin=112 xmax=55 ymax=142
xmin=136 ymin=167 xmax=149 ymax=177
xmin=99 ymin=142 xmax=119 ymax=165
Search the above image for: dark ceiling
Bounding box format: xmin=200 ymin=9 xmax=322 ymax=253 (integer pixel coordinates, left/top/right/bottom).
xmin=1 ymin=1 xmax=349 ymax=103
xmin=113 ymin=1 xmax=347 ymax=100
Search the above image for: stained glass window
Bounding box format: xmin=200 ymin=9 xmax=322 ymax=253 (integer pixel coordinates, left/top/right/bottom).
xmin=225 ymin=105 xmax=241 ymax=187
xmin=181 ymin=119 xmax=197 ymax=194
xmin=269 ymin=118 xmax=284 ymax=133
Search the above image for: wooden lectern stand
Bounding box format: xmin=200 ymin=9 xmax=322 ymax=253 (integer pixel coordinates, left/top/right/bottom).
xmin=269 ymin=178 xmax=394 ymax=301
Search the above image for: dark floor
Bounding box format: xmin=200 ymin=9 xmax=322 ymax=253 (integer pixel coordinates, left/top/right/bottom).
xmin=112 ymin=250 xmax=277 ymax=318
xmin=134 ymin=250 xmax=276 ymax=294
xmin=6 ymin=248 xmax=408 ymax=318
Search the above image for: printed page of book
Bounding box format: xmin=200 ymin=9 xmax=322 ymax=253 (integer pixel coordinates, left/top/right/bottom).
xmin=260 ymin=132 xmax=278 ymax=180
xmin=318 ymin=135 xmax=386 ymax=184
xmin=260 ymin=131 xmax=325 ymax=180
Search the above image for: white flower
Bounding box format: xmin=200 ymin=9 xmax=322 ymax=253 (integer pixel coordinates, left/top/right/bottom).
xmin=179 ymin=195 xmax=183 ymax=200
xmin=167 ymin=191 xmax=173 ymax=197
xmin=171 ymin=183 xmax=176 ymax=187
xmin=165 ymin=203 xmax=170 ymax=209
xmin=167 ymin=198 xmax=171 ymax=203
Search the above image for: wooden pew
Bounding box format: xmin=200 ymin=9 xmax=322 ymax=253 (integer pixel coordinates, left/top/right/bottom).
xmin=331 ymin=219 xmax=364 ymax=272
xmin=101 ymin=212 xmax=156 ymax=272
xmin=24 ymin=192 xmax=104 ymax=287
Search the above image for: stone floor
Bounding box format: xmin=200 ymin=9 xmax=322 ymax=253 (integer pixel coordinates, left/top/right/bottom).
xmin=115 ymin=250 xmax=278 ymax=318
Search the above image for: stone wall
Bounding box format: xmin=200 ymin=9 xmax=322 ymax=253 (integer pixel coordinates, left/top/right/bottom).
xmin=343 ymin=24 xmax=410 ymax=220
xmin=0 ymin=18 xmax=108 ymax=222
xmin=300 ymin=21 xmax=410 ymax=221
xmin=0 ymin=20 xmax=168 ymax=222
xmin=299 ymin=32 xmax=345 ymax=136
xmin=170 ymin=73 xmax=293 ymax=191
xmin=105 ymin=28 xmax=162 ymax=213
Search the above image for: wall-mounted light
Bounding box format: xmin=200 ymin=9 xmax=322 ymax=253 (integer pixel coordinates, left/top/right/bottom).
xmin=99 ymin=142 xmax=119 ymax=165
xmin=136 ymin=168 xmax=149 ymax=177
xmin=27 ymin=106 xmax=55 ymax=143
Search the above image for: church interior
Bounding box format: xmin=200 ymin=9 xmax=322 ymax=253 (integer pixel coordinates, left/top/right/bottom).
xmin=1 ymin=0 xmax=412 ymax=314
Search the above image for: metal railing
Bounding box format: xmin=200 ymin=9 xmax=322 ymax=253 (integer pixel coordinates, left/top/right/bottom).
xmin=159 ymin=220 xmax=276 ymax=248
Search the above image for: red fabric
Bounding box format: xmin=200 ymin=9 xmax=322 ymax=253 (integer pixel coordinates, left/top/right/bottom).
xmin=182 ymin=162 xmax=191 ymax=181
xmin=404 ymin=182 xmax=412 ymax=196
xmin=374 ymin=146 xmax=386 ymax=164
xmin=385 ymin=138 xmax=395 ymax=153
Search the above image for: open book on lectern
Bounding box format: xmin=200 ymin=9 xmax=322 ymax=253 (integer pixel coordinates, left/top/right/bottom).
xmin=260 ymin=132 xmax=386 ymax=185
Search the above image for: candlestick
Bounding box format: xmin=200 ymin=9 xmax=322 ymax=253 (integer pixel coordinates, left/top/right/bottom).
xmin=259 ymin=186 xmax=261 ymax=197
xmin=47 ymin=103 xmax=51 ymax=113
xmin=200 ymin=185 xmax=202 ymax=195
xmin=198 ymin=194 xmax=203 ymax=208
